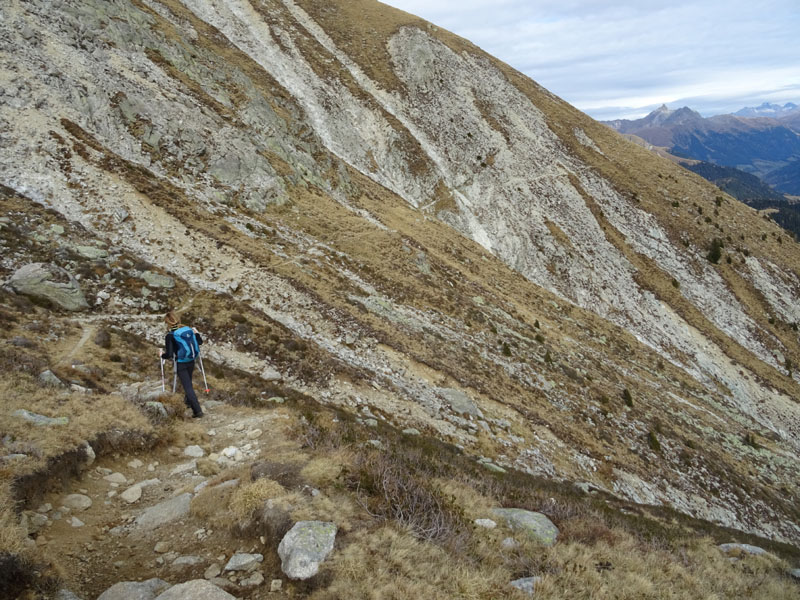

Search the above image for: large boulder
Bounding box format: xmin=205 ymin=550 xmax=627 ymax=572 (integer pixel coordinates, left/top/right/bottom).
xmin=8 ymin=263 xmax=89 ymax=311
xmin=438 ymin=388 xmax=481 ymax=417
xmin=492 ymin=508 xmax=559 ymax=546
xmin=97 ymin=578 xmax=170 ymax=600
xmin=154 ymin=580 xmax=237 ymax=599
xmin=277 ymin=521 xmax=337 ymax=580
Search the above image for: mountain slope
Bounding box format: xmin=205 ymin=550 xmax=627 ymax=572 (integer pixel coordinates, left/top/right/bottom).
xmin=2 ymin=0 xmax=800 ymax=577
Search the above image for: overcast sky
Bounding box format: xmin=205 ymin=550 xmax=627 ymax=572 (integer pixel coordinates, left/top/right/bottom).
xmin=383 ymin=0 xmax=800 ymax=120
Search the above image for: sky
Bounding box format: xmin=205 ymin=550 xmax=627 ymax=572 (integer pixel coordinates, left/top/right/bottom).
xmin=383 ymin=0 xmax=800 ymax=120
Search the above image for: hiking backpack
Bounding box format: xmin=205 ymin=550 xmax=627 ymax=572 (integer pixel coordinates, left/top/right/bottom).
xmin=172 ymin=326 xmax=199 ymax=362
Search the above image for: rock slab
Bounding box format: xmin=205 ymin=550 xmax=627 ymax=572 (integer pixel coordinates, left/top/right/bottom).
xmin=492 ymin=508 xmax=559 ymax=546
xmin=97 ymin=578 xmax=170 ymax=600
xmin=63 ymin=494 xmax=92 ymax=511
xmin=154 ymin=580 xmax=236 ymax=600
xmin=13 ymin=409 xmax=68 ymax=426
xmin=718 ymin=543 xmax=767 ymax=556
xmin=278 ymin=521 xmax=337 ymax=580
xmin=134 ymin=493 xmax=191 ymax=530
xmin=224 ymin=552 xmax=263 ymax=572
xmin=8 ymin=263 xmax=89 ymax=311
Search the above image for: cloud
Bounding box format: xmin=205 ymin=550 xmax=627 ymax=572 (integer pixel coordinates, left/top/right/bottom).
xmin=384 ymin=0 xmax=800 ymax=119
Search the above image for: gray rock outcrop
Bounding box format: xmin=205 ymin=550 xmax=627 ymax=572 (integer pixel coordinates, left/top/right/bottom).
xmin=154 ymin=580 xmax=237 ymax=600
xmin=492 ymin=508 xmax=559 ymax=546
xmin=97 ymin=578 xmax=170 ymax=600
xmin=13 ymin=409 xmax=68 ymax=426
xmin=277 ymin=521 xmax=337 ymax=580
xmin=134 ymin=493 xmax=191 ymax=530
xmin=718 ymin=543 xmax=768 ymax=556
xmin=8 ymin=263 xmax=89 ymax=311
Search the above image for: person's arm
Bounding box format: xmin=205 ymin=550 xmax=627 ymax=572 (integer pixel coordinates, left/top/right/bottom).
xmin=161 ymin=332 xmax=174 ymax=360
xmin=193 ymin=328 xmax=203 ymax=346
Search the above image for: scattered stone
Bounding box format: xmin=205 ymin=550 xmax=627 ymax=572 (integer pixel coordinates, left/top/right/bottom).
xmin=63 ymin=494 xmax=92 ymax=511
xmin=401 ymin=428 xmax=421 ymax=436
xmin=172 ymin=555 xmax=204 ymax=568
xmin=367 ymin=439 xmax=383 ymax=449
xmin=278 ymin=521 xmax=337 ymax=580
xmin=121 ymin=485 xmax=143 ymax=504
xmin=718 ymin=543 xmax=768 ymax=556
xmin=474 ymin=518 xmax=497 ymax=529
xmin=364 ymin=418 xmax=378 ymax=427
xmin=246 ymin=429 xmax=263 ymax=440
xmin=75 ymin=245 xmax=109 ymax=260
xmin=154 ymin=541 xmax=170 ymax=553
xmin=97 ymin=578 xmax=170 ymax=600
xmin=38 ymin=370 xmax=65 ymax=387
xmin=492 ymin=508 xmax=559 ymax=546
xmin=502 ymin=537 xmax=519 ymax=549
xmin=439 ymin=388 xmax=481 ymax=417
xmin=240 ymin=572 xmax=265 ymax=587
xmin=171 ymin=460 xmax=197 ymax=475
xmin=204 ymin=564 xmax=222 ymax=579
xmin=510 ymin=576 xmax=542 ymax=595
xmin=55 ymin=590 xmax=83 ymax=600
xmin=134 ymin=493 xmax=192 ymax=531
xmin=8 ymin=263 xmax=89 ymax=311
xmin=96 ymin=467 xmax=113 ymax=476
xmin=789 ymin=568 xmax=800 ymax=580
xmin=184 ymin=445 xmax=205 ymax=458
xmin=270 ymin=580 xmax=283 ymax=592
xmin=145 ymin=402 xmax=169 ymax=418
xmin=128 ymin=459 xmax=144 ymax=469
xmin=154 ymin=580 xmax=236 ymax=599
xmin=25 ymin=512 xmax=48 ymax=535
xmin=0 ymin=454 xmax=28 ymax=463
xmin=266 ymin=396 xmax=285 ymax=404
xmin=224 ymin=553 xmax=263 ymax=572
xmin=142 ymin=271 xmax=175 ymax=289
xmin=221 ymin=447 xmax=242 ymax=461
xmin=104 ymin=472 xmax=127 ymax=484
xmin=37 ymin=503 xmax=52 ymax=513
xmin=79 ymin=441 xmax=95 ymax=469
xmin=13 ymin=409 xmax=68 ymax=426
xmin=70 ymin=517 xmax=84 ymax=528
xmin=261 ymin=366 xmax=281 ymax=381
xmin=482 ymin=462 xmax=507 ymax=474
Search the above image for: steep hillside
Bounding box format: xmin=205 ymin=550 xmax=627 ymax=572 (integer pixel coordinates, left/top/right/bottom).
xmin=2 ymin=0 xmax=800 ymax=596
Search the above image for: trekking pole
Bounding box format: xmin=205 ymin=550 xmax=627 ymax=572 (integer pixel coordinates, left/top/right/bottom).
xmin=160 ymin=358 xmax=165 ymax=392
xmin=172 ymin=360 xmax=177 ymax=394
xmin=198 ymin=354 xmax=210 ymax=393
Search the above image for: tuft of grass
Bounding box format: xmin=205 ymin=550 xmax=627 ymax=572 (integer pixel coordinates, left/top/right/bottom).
xmin=229 ymin=478 xmax=287 ymax=521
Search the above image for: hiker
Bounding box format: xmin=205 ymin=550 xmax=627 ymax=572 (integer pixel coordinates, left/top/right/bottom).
xmin=159 ymin=311 xmax=204 ymax=418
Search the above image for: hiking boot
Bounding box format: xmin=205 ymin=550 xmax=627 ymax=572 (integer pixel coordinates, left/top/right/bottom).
xmin=192 ymin=412 xmax=204 ymax=419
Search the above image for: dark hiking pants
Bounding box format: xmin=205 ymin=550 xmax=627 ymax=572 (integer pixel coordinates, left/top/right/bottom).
xmin=176 ymin=360 xmax=202 ymax=417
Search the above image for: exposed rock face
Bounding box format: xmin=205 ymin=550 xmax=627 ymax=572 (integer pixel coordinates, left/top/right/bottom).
xmin=278 ymin=521 xmax=337 ymax=580
xmin=8 ymin=263 xmax=89 ymax=311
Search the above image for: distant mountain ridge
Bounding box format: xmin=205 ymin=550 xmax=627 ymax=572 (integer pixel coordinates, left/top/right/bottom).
xmin=734 ymin=102 xmax=800 ymax=119
xmin=603 ymin=104 xmax=800 ymax=195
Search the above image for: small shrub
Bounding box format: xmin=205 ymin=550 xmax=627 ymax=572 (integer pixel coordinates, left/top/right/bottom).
xmin=671 ymin=278 xmax=680 ymax=289
xmin=93 ymin=329 xmax=111 ymax=349
xmin=534 ymin=319 xmax=540 ymax=329
xmin=706 ymin=238 xmax=723 ymax=264
xmin=109 ymin=353 xmax=122 ymax=362
xmin=535 ymin=333 xmax=544 ymax=343
xmin=622 ymin=388 xmax=633 ymax=407
xmin=544 ymin=350 xmax=552 ymax=364
xmin=743 ymin=432 xmax=762 ymax=450
xmin=715 ymin=196 xmax=723 ymax=207
xmin=647 ymin=430 xmax=661 ymax=453
xmin=501 ymin=341 xmax=511 ymax=357
xmin=671 ymin=201 xmax=680 ymax=208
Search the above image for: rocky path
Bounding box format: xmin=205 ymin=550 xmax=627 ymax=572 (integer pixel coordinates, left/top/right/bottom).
xmin=31 ymin=396 xmax=304 ymax=599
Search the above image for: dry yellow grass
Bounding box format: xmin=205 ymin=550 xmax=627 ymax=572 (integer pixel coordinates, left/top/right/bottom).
xmin=311 ymin=526 xmax=515 ymax=600
xmin=299 ymin=451 xmax=350 ymax=486
xmin=229 ymin=478 xmax=287 ymax=521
